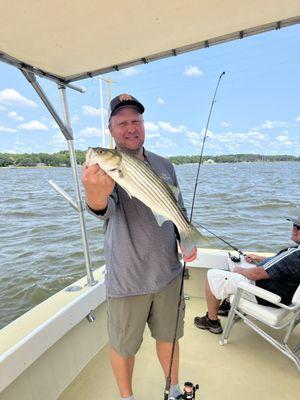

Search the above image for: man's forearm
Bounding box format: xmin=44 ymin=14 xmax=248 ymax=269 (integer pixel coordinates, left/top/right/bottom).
xmin=234 ymin=266 xmax=269 ymax=280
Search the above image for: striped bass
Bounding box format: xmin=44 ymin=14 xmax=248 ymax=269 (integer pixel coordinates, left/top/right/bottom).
xmin=86 ymin=147 xmax=206 ymax=254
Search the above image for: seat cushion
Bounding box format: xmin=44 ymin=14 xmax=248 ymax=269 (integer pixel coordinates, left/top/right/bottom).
xmin=230 ymin=295 xmax=290 ymax=326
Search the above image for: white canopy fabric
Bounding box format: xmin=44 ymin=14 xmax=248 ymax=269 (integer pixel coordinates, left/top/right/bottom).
xmin=0 ymin=0 xmax=300 ymax=82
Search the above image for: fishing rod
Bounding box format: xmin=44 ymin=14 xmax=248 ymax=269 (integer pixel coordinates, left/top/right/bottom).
xmin=194 ymin=222 xmax=245 ymax=256
xmin=164 ymin=72 xmax=226 ymax=400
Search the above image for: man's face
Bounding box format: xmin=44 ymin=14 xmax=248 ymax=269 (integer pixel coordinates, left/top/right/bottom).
xmin=291 ymin=224 xmax=300 ymax=244
xmin=109 ymin=107 xmax=145 ymax=152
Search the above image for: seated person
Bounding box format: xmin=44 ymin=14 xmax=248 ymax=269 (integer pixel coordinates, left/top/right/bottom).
xmin=194 ymin=216 xmax=300 ymax=334
xmin=217 ymin=252 xmax=274 ymax=315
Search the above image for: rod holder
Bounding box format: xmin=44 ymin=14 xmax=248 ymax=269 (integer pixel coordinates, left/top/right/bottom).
xmin=48 ymin=180 xmax=79 ymax=212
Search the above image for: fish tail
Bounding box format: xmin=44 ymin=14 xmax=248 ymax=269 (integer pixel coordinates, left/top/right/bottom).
xmin=180 ymin=224 xmax=207 ymax=255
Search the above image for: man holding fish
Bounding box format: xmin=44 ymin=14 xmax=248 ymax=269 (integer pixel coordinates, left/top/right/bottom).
xmin=82 ymin=94 xmax=205 ymax=400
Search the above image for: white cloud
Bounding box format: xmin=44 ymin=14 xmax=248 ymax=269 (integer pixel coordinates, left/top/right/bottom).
xmin=157 ymin=98 xmax=165 ymax=105
xmin=82 ymin=105 xmax=107 ymax=116
xmin=221 ymin=121 xmax=231 ymax=128
xmin=49 ymin=120 xmax=59 ymax=129
xmin=260 ymin=120 xmax=289 ymax=129
xmin=0 ymin=89 xmax=38 ymax=107
xmin=295 ymin=116 xmax=300 ymax=122
xmin=158 ymin=121 xmax=185 ymax=133
xmin=186 ymin=129 xmax=214 ymax=146
xmin=144 ymin=121 xmax=160 ymax=132
xmin=186 ymin=131 xmax=200 ymax=140
xmin=0 ymin=125 xmax=17 ymax=133
xmin=216 ymin=130 xmax=266 ymax=142
xmin=276 ymin=134 xmax=292 ymax=146
xmin=8 ymin=111 xmax=24 ymax=121
xmin=18 ymin=120 xmax=49 ymax=131
xmin=14 ymin=139 xmax=25 ymax=146
xmin=150 ymin=138 xmax=175 ymax=149
xmin=277 ymin=134 xmax=289 ymax=142
xmin=78 ymin=126 xmax=100 ymax=137
xmin=74 ymin=137 xmax=89 ymax=151
xmin=146 ymin=133 xmax=160 ymax=139
xmin=121 ymin=67 xmax=142 ymax=77
xmin=183 ymin=66 xmax=204 ymax=77
xmin=71 ymin=115 xmax=80 ymax=123
xmin=50 ymin=132 xmax=67 ymax=151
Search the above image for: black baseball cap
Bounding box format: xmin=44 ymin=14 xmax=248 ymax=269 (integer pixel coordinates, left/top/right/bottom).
xmin=109 ymin=94 xmax=145 ymax=120
xmin=287 ymin=216 xmax=300 ymax=226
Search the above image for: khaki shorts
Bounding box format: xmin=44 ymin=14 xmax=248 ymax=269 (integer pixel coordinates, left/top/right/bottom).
xmin=107 ymin=274 xmax=185 ymax=357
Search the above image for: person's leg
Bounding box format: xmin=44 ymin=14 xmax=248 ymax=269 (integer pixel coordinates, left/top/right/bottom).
xmin=205 ymin=276 xmax=221 ymax=320
xmin=109 ymin=348 xmax=135 ymax=398
xmin=156 ymin=340 xmax=179 ymax=384
xmin=194 ymin=269 xmax=252 ymax=334
xmin=148 ymin=275 xmax=184 ymax=397
xmin=107 ymin=294 xmax=153 ymax=398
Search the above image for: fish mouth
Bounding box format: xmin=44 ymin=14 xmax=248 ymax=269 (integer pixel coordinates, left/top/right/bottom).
xmin=86 ymin=147 xmax=94 ymax=166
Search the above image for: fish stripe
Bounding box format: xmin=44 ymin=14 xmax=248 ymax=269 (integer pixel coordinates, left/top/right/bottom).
xmin=122 ymin=153 xmax=188 ymax=232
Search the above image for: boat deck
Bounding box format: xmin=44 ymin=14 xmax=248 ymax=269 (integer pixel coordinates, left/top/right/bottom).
xmin=59 ymin=297 xmax=300 ymax=400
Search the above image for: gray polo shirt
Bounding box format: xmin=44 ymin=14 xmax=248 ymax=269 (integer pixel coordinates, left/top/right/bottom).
xmin=87 ymin=149 xmax=186 ymax=298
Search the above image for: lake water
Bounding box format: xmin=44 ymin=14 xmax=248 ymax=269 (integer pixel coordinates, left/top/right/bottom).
xmin=0 ymin=162 xmax=299 ymax=329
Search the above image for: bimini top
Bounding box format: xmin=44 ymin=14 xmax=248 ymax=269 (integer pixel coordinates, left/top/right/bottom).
xmin=0 ymin=0 xmax=300 ymax=83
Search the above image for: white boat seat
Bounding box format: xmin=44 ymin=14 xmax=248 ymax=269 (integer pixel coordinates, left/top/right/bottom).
xmin=220 ymin=282 xmax=300 ymax=371
xmin=230 ymin=296 xmax=291 ymax=326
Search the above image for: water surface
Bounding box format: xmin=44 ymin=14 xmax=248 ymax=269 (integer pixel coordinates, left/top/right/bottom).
xmin=0 ymin=162 xmax=299 ymax=328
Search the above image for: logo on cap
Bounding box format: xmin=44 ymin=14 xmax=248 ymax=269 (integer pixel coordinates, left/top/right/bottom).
xmin=119 ymin=94 xmax=133 ymax=102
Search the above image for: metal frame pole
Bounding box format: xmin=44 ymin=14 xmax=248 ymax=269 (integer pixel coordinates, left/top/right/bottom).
xmin=59 ymin=85 xmax=96 ymax=286
xmin=99 ymin=76 xmax=105 ymax=147
xmin=21 ymin=69 xmax=96 ymax=286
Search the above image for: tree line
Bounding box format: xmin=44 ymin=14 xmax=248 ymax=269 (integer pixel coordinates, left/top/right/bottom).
xmin=0 ymin=151 xmax=299 ymax=167
xmin=169 ymin=154 xmax=300 ymax=164
xmin=0 ymin=151 xmax=86 ymax=167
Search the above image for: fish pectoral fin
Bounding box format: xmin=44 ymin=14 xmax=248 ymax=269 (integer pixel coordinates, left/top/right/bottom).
xmin=180 ymin=224 xmax=208 ymax=255
xmin=167 ymin=184 xmax=180 ymax=201
xmin=153 ymin=212 xmax=169 ymax=227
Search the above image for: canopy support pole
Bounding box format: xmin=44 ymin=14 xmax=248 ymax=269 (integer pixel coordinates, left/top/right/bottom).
xmin=21 ymin=70 xmax=97 ymax=287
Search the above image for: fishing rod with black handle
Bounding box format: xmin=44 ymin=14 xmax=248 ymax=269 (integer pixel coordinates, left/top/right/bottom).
xmin=163 ymin=71 xmax=226 ymax=400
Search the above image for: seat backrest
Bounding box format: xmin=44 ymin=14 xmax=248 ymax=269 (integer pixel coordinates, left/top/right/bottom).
xmin=292 ymin=284 xmax=300 ymax=304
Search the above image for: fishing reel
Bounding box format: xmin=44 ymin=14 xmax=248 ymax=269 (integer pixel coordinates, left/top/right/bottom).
xmin=228 ymin=251 xmax=242 ymax=263
xmin=169 ymin=382 xmax=199 ymax=400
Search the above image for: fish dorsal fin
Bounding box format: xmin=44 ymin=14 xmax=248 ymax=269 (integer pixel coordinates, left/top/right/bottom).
xmin=167 ymin=184 xmax=180 ymax=201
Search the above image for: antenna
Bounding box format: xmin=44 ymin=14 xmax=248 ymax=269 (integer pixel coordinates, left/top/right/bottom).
xmin=100 ymin=76 xmax=117 ymax=148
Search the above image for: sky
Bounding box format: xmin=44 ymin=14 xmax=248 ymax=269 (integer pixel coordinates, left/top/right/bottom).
xmin=0 ymin=24 xmax=299 ymax=157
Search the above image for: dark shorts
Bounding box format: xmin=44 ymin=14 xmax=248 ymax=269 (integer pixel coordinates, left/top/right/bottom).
xmin=107 ymin=274 xmax=185 ymax=357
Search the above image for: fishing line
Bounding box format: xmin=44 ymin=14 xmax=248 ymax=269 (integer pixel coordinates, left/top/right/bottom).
xmin=194 ymin=222 xmax=245 ymax=256
xmin=164 ymin=71 xmax=225 ymax=400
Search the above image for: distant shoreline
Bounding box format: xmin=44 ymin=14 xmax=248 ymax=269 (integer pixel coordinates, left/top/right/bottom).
xmin=0 ymin=151 xmax=299 ymax=167
xmin=1 ymin=162 xmax=299 ymax=170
